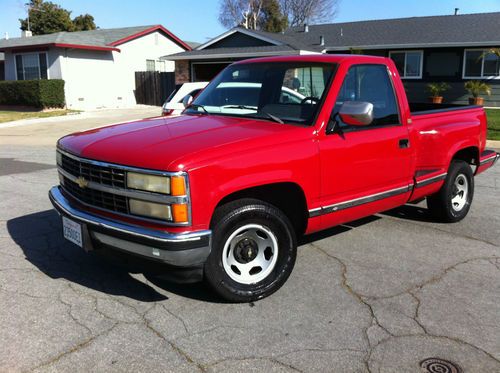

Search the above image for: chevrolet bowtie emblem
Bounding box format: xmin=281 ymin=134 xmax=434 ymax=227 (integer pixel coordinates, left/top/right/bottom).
xmin=76 ymin=176 xmax=89 ymax=189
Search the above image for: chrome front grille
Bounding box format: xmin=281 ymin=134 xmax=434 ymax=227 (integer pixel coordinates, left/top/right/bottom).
xmin=61 ymin=153 xmax=126 ymax=188
xmin=63 ymin=176 xmax=129 ymax=214
xmin=56 ymin=149 xmax=190 ymax=226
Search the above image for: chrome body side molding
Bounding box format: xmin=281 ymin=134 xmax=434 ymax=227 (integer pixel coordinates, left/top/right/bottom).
xmin=308 ymin=184 xmax=412 ymax=218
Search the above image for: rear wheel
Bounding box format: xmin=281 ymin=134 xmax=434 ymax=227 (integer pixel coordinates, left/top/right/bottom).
xmin=427 ymin=160 xmax=474 ymax=222
xmin=204 ymin=198 xmax=297 ymax=302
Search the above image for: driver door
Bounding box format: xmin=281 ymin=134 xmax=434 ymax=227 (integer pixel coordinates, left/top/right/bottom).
xmin=317 ymin=64 xmax=413 ymax=228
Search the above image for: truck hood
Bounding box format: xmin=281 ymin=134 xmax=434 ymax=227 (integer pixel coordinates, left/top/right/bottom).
xmin=58 ymin=114 xmax=306 ymax=171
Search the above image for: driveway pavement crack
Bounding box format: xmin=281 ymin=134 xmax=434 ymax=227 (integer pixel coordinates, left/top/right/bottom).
xmin=27 ymin=322 xmax=119 ymax=372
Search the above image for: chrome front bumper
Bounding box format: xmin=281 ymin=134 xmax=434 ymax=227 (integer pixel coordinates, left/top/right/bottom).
xmin=48 ymin=186 xmax=211 ymax=267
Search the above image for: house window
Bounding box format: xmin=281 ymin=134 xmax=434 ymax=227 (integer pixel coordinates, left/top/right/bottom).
xmin=146 ymin=59 xmax=156 ymax=71
xmin=146 ymin=59 xmax=166 ymax=72
xmin=463 ymin=49 xmax=500 ymax=78
xmin=15 ymin=53 xmax=48 ymax=80
xmin=389 ymin=51 xmax=423 ymax=79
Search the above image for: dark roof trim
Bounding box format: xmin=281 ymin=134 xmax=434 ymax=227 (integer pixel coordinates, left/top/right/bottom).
xmin=109 ymin=25 xmax=191 ymax=50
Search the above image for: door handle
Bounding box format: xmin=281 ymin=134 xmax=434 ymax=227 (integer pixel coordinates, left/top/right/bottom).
xmin=399 ymin=139 xmax=410 ymax=149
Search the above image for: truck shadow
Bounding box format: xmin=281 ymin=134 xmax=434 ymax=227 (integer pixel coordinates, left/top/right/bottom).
xmin=380 ymin=204 xmax=436 ymax=223
xmin=299 ymin=215 xmax=381 ymax=245
xmin=7 ymin=210 xmax=169 ymax=302
xmin=6 ymin=205 xmax=433 ymax=303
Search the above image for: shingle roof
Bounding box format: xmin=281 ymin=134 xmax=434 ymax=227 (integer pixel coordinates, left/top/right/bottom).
xmin=285 ymin=12 xmax=500 ymax=50
xmin=0 ymin=25 xmax=191 ymax=52
xmin=163 ymin=27 xmax=318 ymax=60
xmin=163 ymin=11 xmax=500 ymax=61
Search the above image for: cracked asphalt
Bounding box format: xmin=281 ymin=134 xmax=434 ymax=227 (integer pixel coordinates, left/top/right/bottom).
xmin=0 ymin=108 xmax=499 ymax=372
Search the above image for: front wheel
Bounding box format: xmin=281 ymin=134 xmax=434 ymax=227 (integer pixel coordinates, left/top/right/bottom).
xmin=204 ymin=198 xmax=297 ymax=302
xmin=427 ymin=160 xmax=474 ymax=223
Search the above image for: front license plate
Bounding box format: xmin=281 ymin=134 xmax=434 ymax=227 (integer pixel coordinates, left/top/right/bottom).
xmin=62 ymin=216 xmax=83 ymax=248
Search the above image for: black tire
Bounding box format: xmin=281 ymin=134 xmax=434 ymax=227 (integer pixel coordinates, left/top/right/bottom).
xmin=427 ymin=160 xmax=474 ymax=223
xmin=204 ymin=198 xmax=297 ymax=302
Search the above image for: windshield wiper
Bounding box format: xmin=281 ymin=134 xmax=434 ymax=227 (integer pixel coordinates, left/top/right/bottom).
xmin=259 ymin=111 xmax=284 ymax=124
xmin=222 ymin=105 xmax=257 ymax=110
xmin=188 ymin=104 xmax=209 ymax=114
xmin=219 ymin=105 xmax=284 ymax=124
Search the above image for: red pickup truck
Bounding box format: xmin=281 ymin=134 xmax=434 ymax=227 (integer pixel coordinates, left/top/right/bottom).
xmin=49 ymin=55 xmax=498 ymax=302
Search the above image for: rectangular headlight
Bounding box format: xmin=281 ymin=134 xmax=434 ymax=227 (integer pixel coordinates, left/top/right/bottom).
xmin=56 ymin=151 xmax=62 ymax=166
xmin=127 ymin=172 xmax=170 ymax=194
xmin=129 ymin=199 xmax=172 ymax=221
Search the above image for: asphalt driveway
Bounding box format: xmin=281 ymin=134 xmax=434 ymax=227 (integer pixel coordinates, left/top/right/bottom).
xmin=0 ymin=110 xmax=499 ymax=372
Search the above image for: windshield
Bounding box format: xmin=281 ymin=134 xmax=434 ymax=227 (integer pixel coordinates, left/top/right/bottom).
xmin=185 ymin=62 xmax=336 ymax=124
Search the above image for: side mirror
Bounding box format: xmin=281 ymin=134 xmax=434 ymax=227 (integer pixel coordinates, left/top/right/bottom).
xmin=182 ymin=95 xmax=193 ymax=108
xmin=339 ymin=101 xmax=373 ymax=126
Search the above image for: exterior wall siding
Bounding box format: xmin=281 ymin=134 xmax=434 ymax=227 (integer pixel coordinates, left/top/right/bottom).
xmin=329 ymin=46 xmax=500 ymax=107
xmin=404 ymin=81 xmax=500 ymax=106
xmin=208 ymin=33 xmax=272 ymax=48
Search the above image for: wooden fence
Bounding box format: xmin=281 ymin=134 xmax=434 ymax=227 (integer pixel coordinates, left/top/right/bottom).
xmin=134 ymin=71 xmax=175 ymax=106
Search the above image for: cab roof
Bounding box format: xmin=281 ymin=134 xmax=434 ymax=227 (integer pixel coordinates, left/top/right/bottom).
xmin=233 ymin=54 xmax=390 ymax=65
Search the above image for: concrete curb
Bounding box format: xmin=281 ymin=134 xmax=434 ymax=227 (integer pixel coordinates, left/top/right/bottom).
xmin=486 ymin=140 xmax=500 ymax=149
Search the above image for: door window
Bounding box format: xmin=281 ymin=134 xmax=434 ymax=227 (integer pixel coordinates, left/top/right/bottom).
xmin=333 ymin=64 xmax=400 ymax=129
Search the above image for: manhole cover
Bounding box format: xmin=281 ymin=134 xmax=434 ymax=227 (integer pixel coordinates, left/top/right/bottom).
xmin=420 ymin=358 xmax=462 ymax=373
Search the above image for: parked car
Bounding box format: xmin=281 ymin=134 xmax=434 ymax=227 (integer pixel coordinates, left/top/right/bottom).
xmin=50 ymin=55 xmax=499 ymax=302
xmin=161 ymin=82 xmax=208 ymax=116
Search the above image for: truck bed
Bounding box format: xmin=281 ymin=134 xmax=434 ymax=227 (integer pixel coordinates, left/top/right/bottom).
xmin=409 ymin=102 xmax=481 ymax=116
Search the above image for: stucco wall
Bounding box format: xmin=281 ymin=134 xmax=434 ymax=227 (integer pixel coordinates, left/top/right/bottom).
xmin=60 ymin=48 xmax=118 ymax=110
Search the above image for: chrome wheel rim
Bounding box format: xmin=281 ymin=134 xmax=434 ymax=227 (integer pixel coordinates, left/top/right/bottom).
xmin=222 ymin=224 xmax=278 ymax=285
xmin=451 ymin=174 xmax=468 ymax=212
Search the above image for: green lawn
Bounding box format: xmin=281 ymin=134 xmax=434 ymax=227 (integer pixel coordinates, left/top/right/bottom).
xmin=485 ymin=109 xmax=500 ymax=140
xmin=0 ymin=109 xmax=76 ymax=124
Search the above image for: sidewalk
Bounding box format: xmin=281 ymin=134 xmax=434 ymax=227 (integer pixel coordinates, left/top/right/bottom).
xmin=0 ymin=105 xmax=159 ymax=129
xmin=0 ymin=106 xmax=160 ymax=147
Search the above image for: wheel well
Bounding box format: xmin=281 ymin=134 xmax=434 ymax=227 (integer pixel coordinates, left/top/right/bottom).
xmin=452 ymin=146 xmax=479 ymax=166
xmin=213 ymin=183 xmax=309 ymax=235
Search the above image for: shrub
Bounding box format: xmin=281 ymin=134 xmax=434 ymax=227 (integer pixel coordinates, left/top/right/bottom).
xmin=464 ymin=80 xmax=492 ymax=98
xmin=0 ymin=79 xmax=65 ymax=108
xmin=426 ymin=82 xmax=450 ymax=97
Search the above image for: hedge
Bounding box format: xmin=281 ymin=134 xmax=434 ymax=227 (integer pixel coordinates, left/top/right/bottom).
xmin=0 ymin=79 xmax=65 ymax=108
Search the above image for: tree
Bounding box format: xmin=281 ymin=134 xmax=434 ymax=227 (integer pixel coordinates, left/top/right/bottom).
xmin=219 ymin=0 xmax=264 ymax=30
xmin=279 ymin=0 xmax=339 ymax=27
xmin=259 ymin=0 xmax=288 ymax=32
xmin=218 ymin=0 xmax=338 ymax=31
xmin=19 ymin=0 xmax=97 ymax=35
xmin=73 ymin=14 xmax=97 ymax=31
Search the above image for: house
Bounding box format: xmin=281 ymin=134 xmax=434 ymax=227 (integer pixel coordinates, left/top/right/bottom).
xmin=0 ymin=25 xmax=191 ymax=109
xmin=164 ymin=12 xmax=500 ymax=106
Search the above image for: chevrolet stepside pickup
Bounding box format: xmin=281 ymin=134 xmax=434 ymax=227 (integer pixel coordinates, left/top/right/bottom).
xmin=49 ymin=55 xmax=499 ymax=301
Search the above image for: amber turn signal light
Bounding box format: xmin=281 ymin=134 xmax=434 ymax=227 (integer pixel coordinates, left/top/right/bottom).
xmin=172 ymin=204 xmax=188 ymax=223
xmin=170 ymin=176 xmax=186 ymax=196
